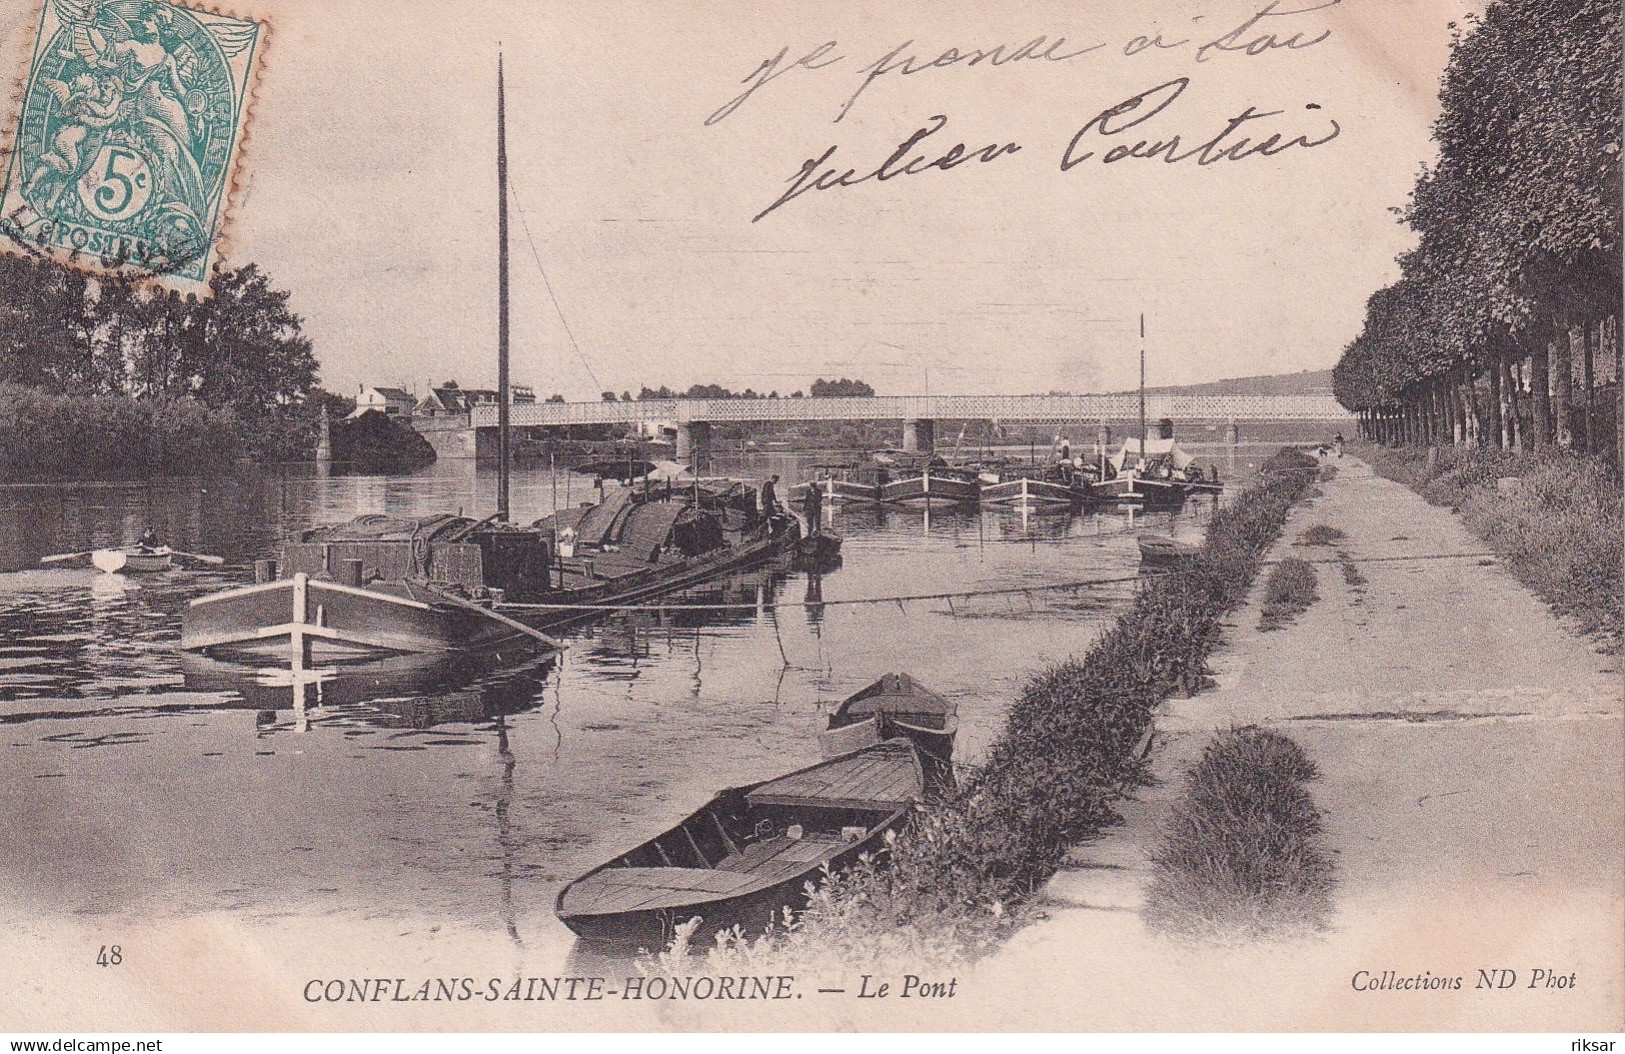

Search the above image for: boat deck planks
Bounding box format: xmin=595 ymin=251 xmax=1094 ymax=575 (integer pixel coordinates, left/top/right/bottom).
xmin=561 ymin=832 xmax=851 ymax=916
xmin=562 ymin=866 xmax=760 ymax=915
xmin=747 ymin=745 xmax=918 ymax=809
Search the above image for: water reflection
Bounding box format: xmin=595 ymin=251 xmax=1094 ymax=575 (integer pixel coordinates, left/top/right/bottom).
xmin=180 ymin=646 xmax=559 ymax=735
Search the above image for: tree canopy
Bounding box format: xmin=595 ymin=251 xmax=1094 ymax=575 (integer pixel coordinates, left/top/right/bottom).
xmin=0 ymin=255 xmax=318 ymax=417
xmin=1332 ymin=0 xmax=1621 ymax=418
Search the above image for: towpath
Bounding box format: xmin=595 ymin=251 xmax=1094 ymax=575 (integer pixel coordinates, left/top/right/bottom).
xmin=969 ymin=454 xmax=1623 ymax=1030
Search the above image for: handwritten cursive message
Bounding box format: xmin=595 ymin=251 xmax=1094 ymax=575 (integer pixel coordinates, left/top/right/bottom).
xmin=750 ymin=79 xmax=1340 ymax=222
xmin=709 ymin=0 xmax=1341 ymax=126
xmin=715 ymin=0 xmax=1347 ymax=223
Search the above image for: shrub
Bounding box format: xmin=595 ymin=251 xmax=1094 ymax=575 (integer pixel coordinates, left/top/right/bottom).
xmin=1299 ymin=524 xmax=1345 ymax=546
xmin=0 ymin=383 xmax=244 ymax=480
xmin=1259 ymin=557 xmax=1319 ymax=630
xmin=332 ymin=410 xmax=436 ymax=473
xmin=1144 ymin=726 xmax=1334 ymax=942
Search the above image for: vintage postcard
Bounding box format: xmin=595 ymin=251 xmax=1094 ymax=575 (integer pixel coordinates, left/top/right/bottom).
xmin=0 ymin=0 xmax=1619 ymax=1037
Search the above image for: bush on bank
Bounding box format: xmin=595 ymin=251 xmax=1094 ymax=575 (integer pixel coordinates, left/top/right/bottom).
xmin=0 ymin=383 xmax=244 ymax=480
xmin=1362 ymin=444 xmax=1622 ymax=648
xmin=1144 ymin=725 xmax=1334 ymax=942
xmin=683 ymin=448 xmax=1321 ymax=968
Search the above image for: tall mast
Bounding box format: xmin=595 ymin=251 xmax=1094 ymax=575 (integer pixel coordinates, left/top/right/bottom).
xmin=496 ymin=54 xmax=512 ymax=521
xmin=1138 ymin=312 xmax=1147 ymax=467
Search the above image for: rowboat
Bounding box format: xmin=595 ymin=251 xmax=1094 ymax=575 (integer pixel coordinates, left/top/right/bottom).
xmin=820 ymin=673 xmax=957 ymax=792
xmin=1137 ymin=534 xmax=1202 ymax=567
xmin=90 ymin=546 xmax=174 ymax=574
xmin=555 ymin=738 xmax=926 ymax=946
xmin=794 ymin=531 xmax=843 ymax=564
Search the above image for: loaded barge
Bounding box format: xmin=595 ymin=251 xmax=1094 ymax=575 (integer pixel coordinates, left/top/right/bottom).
xmin=179 ymin=481 xmax=798 ymax=663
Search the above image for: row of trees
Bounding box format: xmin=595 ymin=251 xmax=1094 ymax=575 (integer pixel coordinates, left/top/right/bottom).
xmin=1331 ymin=0 xmax=1622 ymax=464
xmin=0 ymin=254 xmax=339 ymax=470
xmin=594 ymin=377 xmax=878 ymax=402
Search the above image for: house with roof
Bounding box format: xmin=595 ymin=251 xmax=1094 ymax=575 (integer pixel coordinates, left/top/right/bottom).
xmin=349 ymin=385 xmax=415 ymax=419
xmin=415 ymin=381 xmax=537 ymax=418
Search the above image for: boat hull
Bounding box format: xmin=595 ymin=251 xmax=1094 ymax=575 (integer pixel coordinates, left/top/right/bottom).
xmin=181 ymin=574 xmax=518 ymax=661
xmin=91 ymin=548 xmax=173 ymax=573
xmin=556 ymin=831 xmax=894 ymax=947
xmin=1138 ymin=535 xmax=1201 ymax=566
xmin=556 ymin=741 xmax=924 ymax=948
xmin=978 ymin=478 xmax=1081 ymax=506
xmin=795 ymin=533 xmax=842 ymax=561
xmin=1092 ymin=476 xmax=1187 ymax=506
xmin=878 ymin=472 xmax=979 ymax=505
xmin=792 ymin=479 xmax=881 ymax=504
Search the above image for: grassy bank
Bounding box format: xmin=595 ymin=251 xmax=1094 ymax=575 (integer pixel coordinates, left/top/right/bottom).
xmin=1360 ymin=444 xmax=1622 ymax=649
xmin=1144 ymin=726 xmax=1334 ymax=942
xmin=673 ymin=449 xmax=1320 ymax=969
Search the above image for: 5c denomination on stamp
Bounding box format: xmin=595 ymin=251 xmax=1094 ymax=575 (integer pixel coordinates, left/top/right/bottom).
xmin=1 ymin=0 xmax=263 ymax=284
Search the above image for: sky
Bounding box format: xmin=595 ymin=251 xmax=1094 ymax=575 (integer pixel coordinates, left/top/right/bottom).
xmin=0 ymin=0 xmax=1477 ymax=400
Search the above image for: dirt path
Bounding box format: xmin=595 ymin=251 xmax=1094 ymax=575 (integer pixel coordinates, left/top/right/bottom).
xmin=968 ymin=455 xmax=1624 ymax=1031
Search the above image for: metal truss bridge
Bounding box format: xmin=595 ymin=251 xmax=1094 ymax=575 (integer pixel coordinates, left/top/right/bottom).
xmin=475 ymin=393 xmax=1351 ymax=429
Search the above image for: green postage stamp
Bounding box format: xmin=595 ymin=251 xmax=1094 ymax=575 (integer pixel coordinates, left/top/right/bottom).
xmin=1 ymin=0 xmax=263 ymax=283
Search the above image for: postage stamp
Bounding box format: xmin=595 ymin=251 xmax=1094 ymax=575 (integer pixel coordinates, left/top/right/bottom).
xmin=0 ymin=0 xmax=262 ymax=283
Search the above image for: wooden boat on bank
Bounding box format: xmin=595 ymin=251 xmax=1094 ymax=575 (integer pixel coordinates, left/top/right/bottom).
xmin=1137 ymin=534 xmax=1202 ymax=567
xmin=820 ymin=673 xmax=957 ymax=791
xmin=555 ymin=738 xmax=927 ymax=946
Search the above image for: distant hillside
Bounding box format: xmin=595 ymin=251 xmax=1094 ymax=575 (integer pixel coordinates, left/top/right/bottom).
xmin=1136 ymin=369 xmax=1334 ymax=398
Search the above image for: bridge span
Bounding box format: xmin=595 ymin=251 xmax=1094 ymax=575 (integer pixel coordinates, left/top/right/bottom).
xmin=443 ymin=393 xmax=1352 ymax=466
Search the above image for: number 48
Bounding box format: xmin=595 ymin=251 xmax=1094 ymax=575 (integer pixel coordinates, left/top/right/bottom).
xmin=96 ymin=945 xmax=122 ymax=967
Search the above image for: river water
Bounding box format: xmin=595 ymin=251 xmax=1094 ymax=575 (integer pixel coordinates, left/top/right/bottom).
xmin=0 ymin=449 xmax=1257 ymax=966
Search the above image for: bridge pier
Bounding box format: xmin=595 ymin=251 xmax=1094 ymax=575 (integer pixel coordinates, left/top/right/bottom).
xmin=902 ymin=418 xmax=935 ymax=454
xmin=675 ymin=421 xmax=712 ymax=473
xmin=314 ymin=406 xmax=333 ymax=475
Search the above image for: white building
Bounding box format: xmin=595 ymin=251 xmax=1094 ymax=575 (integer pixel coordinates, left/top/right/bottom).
xmin=349 ymin=385 xmax=415 ymax=419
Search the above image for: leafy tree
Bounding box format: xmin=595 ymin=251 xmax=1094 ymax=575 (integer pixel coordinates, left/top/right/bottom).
xmin=811 ymin=377 xmax=876 ymax=397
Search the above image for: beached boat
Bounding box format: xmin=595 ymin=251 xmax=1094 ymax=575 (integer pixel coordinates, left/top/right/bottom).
xmin=90 ymin=546 xmax=175 ymax=573
xmin=555 ymin=738 xmax=926 ymax=946
xmin=1137 ymin=534 xmax=1202 ymax=567
xmin=820 ymin=673 xmax=957 ymax=791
